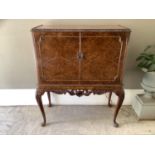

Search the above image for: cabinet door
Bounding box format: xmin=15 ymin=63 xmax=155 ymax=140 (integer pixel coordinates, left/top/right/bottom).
xmin=80 ymin=32 xmax=124 ymax=84
xmin=37 ymin=32 xmax=79 ymax=83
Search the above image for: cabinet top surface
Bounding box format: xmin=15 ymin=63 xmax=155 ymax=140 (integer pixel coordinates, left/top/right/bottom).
xmin=32 ymin=25 xmax=131 ymax=32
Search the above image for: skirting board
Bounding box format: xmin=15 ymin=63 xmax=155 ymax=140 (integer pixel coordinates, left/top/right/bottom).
xmin=0 ymin=89 xmax=144 ymax=106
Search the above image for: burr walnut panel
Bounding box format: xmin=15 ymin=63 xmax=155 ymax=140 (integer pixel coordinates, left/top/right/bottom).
xmin=80 ymin=36 xmax=122 ymax=82
xmin=38 ymin=34 xmax=79 ymax=83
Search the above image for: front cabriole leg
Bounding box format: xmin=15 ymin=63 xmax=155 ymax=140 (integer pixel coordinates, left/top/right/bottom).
xmin=113 ymin=89 xmax=125 ymax=127
xmin=36 ymin=89 xmax=46 ymax=127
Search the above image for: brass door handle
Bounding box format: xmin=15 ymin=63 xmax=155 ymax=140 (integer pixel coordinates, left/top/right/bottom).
xmin=77 ymin=52 xmax=84 ymax=60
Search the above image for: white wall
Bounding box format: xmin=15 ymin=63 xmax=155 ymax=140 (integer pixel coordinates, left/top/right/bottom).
xmin=1 ymin=19 xmax=155 ymax=89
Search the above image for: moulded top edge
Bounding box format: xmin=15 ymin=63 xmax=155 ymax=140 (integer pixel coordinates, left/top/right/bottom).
xmin=31 ymin=25 xmax=131 ymax=32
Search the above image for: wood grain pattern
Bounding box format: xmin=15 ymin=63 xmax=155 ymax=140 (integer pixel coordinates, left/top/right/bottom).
xmin=32 ymin=25 xmax=131 ymax=127
xmin=81 ymin=35 xmax=122 ymax=82
xmin=39 ymin=34 xmax=79 ymax=82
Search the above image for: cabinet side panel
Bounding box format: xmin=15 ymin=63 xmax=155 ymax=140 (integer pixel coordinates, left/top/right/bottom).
xmin=32 ymin=32 xmax=42 ymax=85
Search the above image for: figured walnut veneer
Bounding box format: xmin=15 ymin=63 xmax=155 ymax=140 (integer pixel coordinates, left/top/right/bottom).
xmin=32 ymin=25 xmax=131 ymax=127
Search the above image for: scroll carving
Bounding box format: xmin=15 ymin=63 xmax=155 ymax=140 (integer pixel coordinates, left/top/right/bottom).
xmin=51 ymin=89 xmax=108 ymax=97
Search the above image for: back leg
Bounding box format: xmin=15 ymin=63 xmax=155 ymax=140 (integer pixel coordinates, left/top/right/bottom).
xmin=108 ymin=92 xmax=112 ymax=107
xmin=47 ymin=91 xmax=52 ymax=107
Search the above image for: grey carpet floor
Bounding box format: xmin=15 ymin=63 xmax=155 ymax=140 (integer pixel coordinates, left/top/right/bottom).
xmin=0 ymin=105 xmax=155 ymax=135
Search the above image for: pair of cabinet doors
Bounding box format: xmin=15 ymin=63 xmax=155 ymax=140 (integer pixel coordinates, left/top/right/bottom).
xmin=35 ymin=32 xmax=124 ymax=85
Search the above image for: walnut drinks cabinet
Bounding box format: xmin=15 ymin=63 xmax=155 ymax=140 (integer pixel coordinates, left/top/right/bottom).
xmin=31 ymin=25 xmax=131 ymax=127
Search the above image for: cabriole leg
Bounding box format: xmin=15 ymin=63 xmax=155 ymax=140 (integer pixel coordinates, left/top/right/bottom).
xmin=47 ymin=91 xmax=52 ymax=107
xmin=113 ymin=90 xmax=125 ymax=127
xmin=108 ymin=92 xmax=112 ymax=107
xmin=36 ymin=89 xmax=46 ymax=126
